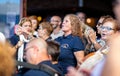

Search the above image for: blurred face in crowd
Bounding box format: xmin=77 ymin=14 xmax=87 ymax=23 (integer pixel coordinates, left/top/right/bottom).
xmin=62 ymin=16 xmax=72 ymax=34
xmin=101 ymin=21 xmax=115 ymax=41
xmin=50 ymin=16 xmax=61 ymax=29
xmin=21 ymin=21 xmax=32 ymax=35
xmin=96 ymin=17 xmax=105 ymax=34
xmin=31 ymin=19 xmax=38 ymax=30
xmin=38 ymin=22 xmax=53 ymax=38
xmin=38 ymin=25 xmax=46 ymax=38
xmin=77 ymin=12 xmax=86 ymax=23
xmin=113 ymin=0 xmax=120 ymax=22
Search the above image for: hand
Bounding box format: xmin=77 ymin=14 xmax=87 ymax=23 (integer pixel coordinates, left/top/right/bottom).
xmin=67 ymin=66 xmax=91 ymax=76
xmin=15 ymin=41 xmax=23 ymax=48
xmin=67 ymin=67 xmax=82 ymax=76
xmin=88 ymin=30 xmax=97 ymax=44
xmin=86 ymin=36 xmax=92 ymax=44
xmin=14 ymin=25 xmax=22 ymax=35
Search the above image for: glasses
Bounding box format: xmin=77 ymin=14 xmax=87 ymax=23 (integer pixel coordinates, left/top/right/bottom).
xmin=100 ymin=26 xmax=114 ymax=31
xmin=97 ymin=22 xmax=102 ymax=26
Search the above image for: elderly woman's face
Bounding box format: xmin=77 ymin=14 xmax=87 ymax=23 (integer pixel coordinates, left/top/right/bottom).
xmin=101 ymin=21 xmax=115 ymax=41
xmin=62 ymin=16 xmax=72 ymax=33
xmin=31 ymin=19 xmax=38 ymax=30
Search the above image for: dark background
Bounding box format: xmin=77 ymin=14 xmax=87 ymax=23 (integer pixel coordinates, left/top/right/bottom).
xmin=27 ymin=0 xmax=114 ymax=18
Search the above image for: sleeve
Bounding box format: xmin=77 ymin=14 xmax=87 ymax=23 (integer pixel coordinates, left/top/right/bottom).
xmin=54 ymin=36 xmax=62 ymax=44
xmin=8 ymin=35 xmax=19 ymax=46
xmin=72 ymin=37 xmax=85 ymax=52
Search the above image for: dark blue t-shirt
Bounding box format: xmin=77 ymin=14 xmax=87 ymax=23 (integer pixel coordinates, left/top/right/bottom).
xmin=8 ymin=34 xmax=20 ymax=46
xmin=55 ymin=34 xmax=84 ymax=74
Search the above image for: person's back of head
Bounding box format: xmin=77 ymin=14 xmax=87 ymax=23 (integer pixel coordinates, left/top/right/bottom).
xmin=47 ymin=40 xmax=60 ymax=63
xmin=0 ymin=42 xmax=15 ymax=76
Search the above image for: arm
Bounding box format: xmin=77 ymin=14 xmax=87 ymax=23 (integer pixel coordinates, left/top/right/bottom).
xmin=14 ymin=41 xmax=23 ymax=49
xmin=74 ymin=50 xmax=84 ymax=65
xmin=88 ymin=30 xmax=102 ymax=51
xmin=73 ymin=36 xmax=85 ymax=66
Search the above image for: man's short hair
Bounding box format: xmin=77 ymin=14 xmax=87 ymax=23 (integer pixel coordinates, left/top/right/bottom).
xmin=47 ymin=41 xmax=60 ymax=61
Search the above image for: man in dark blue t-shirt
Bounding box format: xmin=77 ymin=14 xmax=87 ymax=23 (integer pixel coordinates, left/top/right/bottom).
xmin=17 ymin=38 xmax=63 ymax=76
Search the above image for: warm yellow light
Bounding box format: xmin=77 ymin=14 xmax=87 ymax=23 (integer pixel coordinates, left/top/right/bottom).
xmin=37 ymin=16 xmax=42 ymax=22
xmin=86 ymin=18 xmax=92 ymax=23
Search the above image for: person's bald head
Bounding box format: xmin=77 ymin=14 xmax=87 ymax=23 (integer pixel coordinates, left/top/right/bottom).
xmin=27 ymin=38 xmax=47 ymax=50
xmin=25 ymin=38 xmax=49 ymax=64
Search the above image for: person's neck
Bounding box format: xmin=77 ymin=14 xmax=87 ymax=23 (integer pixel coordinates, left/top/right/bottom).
xmin=42 ymin=35 xmax=49 ymax=40
xmin=22 ymin=33 xmax=29 ymax=39
xmin=52 ymin=61 xmax=58 ymax=64
xmin=36 ymin=58 xmax=50 ymax=65
xmin=53 ymin=26 xmax=61 ymax=34
xmin=64 ymin=31 xmax=72 ymax=37
xmin=32 ymin=30 xmax=36 ymax=33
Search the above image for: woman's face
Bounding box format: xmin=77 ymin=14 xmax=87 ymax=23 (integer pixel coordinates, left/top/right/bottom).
xmin=38 ymin=26 xmax=46 ymax=38
xmin=101 ymin=21 xmax=115 ymax=41
xmin=96 ymin=18 xmax=104 ymax=34
xmin=31 ymin=19 xmax=38 ymax=30
xmin=62 ymin=16 xmax=72 ymax=33
xmin=21 ymin=21 xmax=32 ymax=35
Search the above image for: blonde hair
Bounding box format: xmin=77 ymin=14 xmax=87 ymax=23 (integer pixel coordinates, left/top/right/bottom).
xmin=65 ymin=14 xmax=83 ymax=37
xmin=0 ymin=42 xmax=15 ymax=76
xmin=19 ymin=17 xmax=32 ymax=27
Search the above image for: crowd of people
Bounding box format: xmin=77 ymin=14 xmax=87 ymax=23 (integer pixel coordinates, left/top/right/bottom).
xmin=0 ymin=0 xmax=120 ymax=76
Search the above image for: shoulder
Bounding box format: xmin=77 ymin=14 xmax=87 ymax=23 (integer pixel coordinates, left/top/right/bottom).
xmin=23 ymin=69 xmax=49 ymax=76
xmin=9 ymin=34 xmax=19 ymax=40
xmin=72 ymin=36 xmax=82 ymax=42
xmin=55 ymin=36 xmax=63 ymax=42
xmin=8 ymin=35 xmax=20 ymax=46
xmin=71 ymin=36 xmax=85 ymax=50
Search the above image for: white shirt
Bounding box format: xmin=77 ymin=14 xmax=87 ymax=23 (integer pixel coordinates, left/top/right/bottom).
xmin=50 ymin=29 xmax=64 ymax=40
xmin=0 ymin=32 xmax=6 ymax=43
